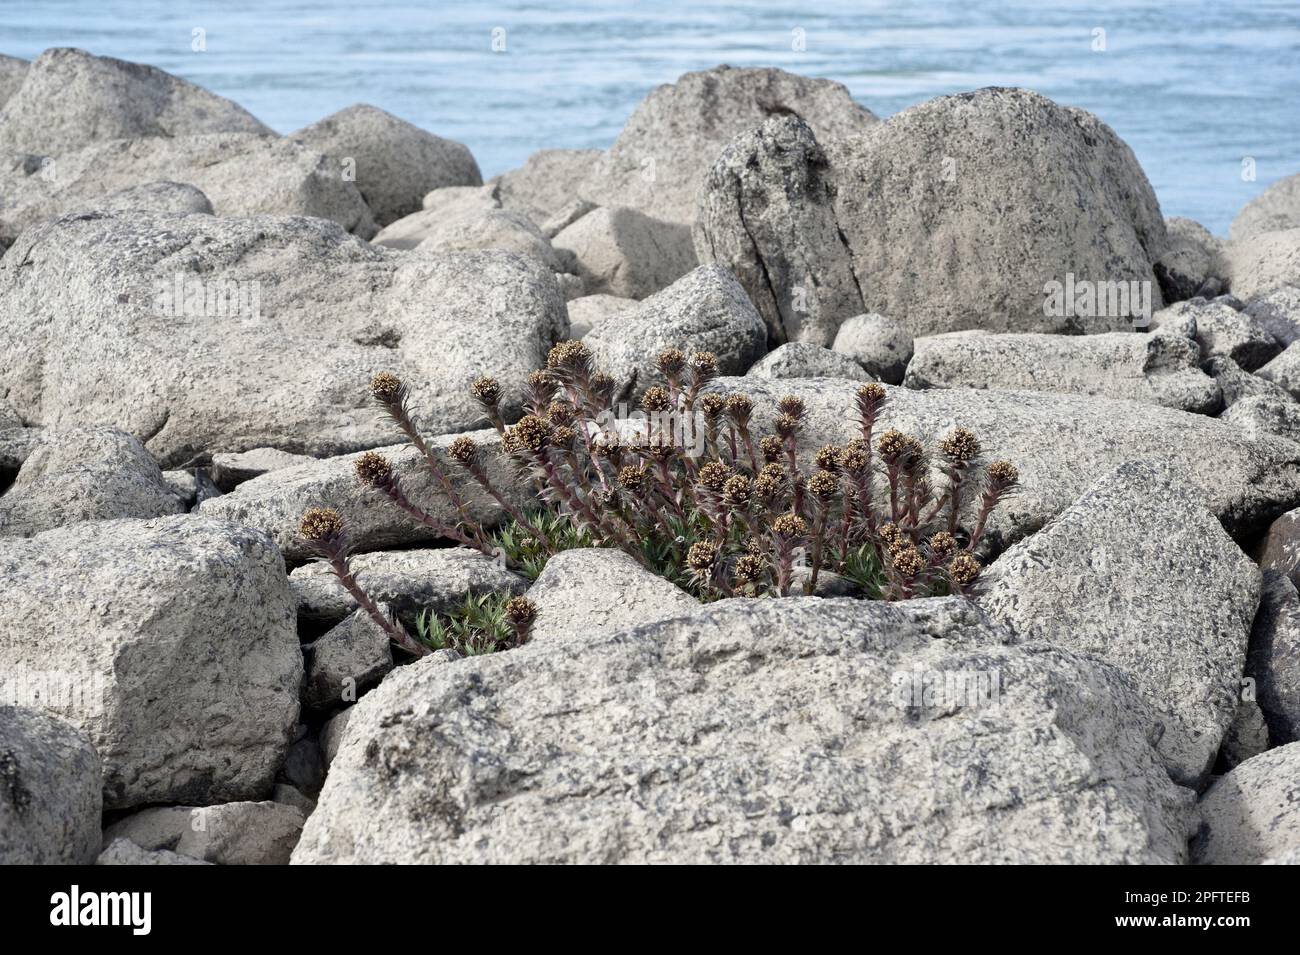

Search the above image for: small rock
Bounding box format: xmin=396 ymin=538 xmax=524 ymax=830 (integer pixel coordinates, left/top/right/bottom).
xmin=1244 ymin=284 xmax=1300 ymax=347
xmin=104 ymin=801 xmax=305 ymax=865
xmin=96 ymin=837 xmax=211 ymax=865
xmin=210 ymin=447 xmax=315 ymax=492
xmin=552 ymin=206 xmax=697 ymax=300
xmin=1192 ymin=743 xmax=1300 ymax=864
xmin=1247 ymin=570 xmax=1300 ymax=743
xmin=277 ymin=734 xmax=326 ymax=796
xmin=832 ymin=314 xmax=915 ymax=384
xmin=1205 ymin=355 xmax=1293 ymax=409
xmin=539 ymin=198 xmax=596 ymax=239
xmin=747 ymin=342 xmax=875 ymax=381
xmin=303 ymin=606 xmax=395 ymax=710
xmin=1220 ymin=393 xmax=1300 ymax=442
xmin=1153 ymin=299 xmax=1280 ymax=371
xmin=567 ymin=294 xmax=637 ymax=338
xmin=1155 ymin=216 xmax=1228 ymax=301
xmin=1255 ymin=340 xmax=1300 ymax=399
xmin=414 ymin=209 xmax=564 ymax=271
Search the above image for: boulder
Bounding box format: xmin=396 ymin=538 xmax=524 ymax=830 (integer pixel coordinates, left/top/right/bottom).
xmin=832 ymin=313 xmax=914 ymax=384
xmin=1256 ymin=508 xmax=1300 ymax=587
xmin=103 ymin=801 xmax=305 ymax=865
xmin=200 ymin=431 xmax=526 ymax=561
xmin=904 ymin=331 xmax=1221 ymax=414
xmin=303 ymin=607 xmax=395 ymax=710
xmin=1230 ymin=171 xmax=1300 ymax=241
xmin=1247 ymin=570 xmax=1300 ymax=743
xmin=697 ymin=89 xmax=1169 ymax=339
xmin=0 ymin=515 xmax=301 ymax=808
xmin=525 ymin=548 xmax=698 ymax=641
xmin=96 ymin=838 xmax=211 ymax=865
xmin=1219 ymin=394 xmax=1300 ymax=443
xmin=1226 ymin=227 xmax=1300 ymax=301
xmin=1192 ymin=743 xmax=1300 ymax=864
xmin=0 ymin=427 xmax=184 ymax=536
xmin=273 ymin=783 xmax=316 ymax=816
xmin=566 ymin=294 xmax=636 ymax=338
xmin=0 ymin=429 xmax=42 ymax=487
xmin=0 ymin=48 xmax=271 ymax=155
xmin=319 ymin=709 xmax=352 ymax=767
xmin=1218 ymin=700 xmax=1270 ymax=771
xmin=1256 ymin=340 xmax=1300 ymax=399
xmin=1155 ymin=216 xmax=1228 ymax=301
xmin=552 ymin=206 xmax=697 ymax=300
xmin=292 ymin=103 xmax=481 ymax=226
xmin=0 ymin=706 xmax=102 ymax=864
xmin=746 ymin=342 xmax=874 ymax=381
xmin=540 ymin=198 xmax=596 ymax=238
xmin=584 ymin=266 xmax=767 ymax=400
xmin=978 ymin=462 xmax=1261 ymax=786
xmin=0 ymin=213 xmax=567 ymax=465
xmin=707 ymin=376 xmax=1300 ymax=550
xmin=587 ymin=65 xmax=877 ymax=226
xmin=1153 ymin=299 xmax=1280 ymax=371
xmin=210 ymin=447 xmax=315 ymax=492
xmin=89 ymin=180 xmax=214 ymax=216
xmin=294 ymin=597 xmax=1192 ymax=864
xmin=0 ymin=54 xmax=27 ymax=108
xmin=493 ymin=148 xmax=603 ymax=226
xmin=414 ymin=209 xmax=565 ymax=271
xmin=1205 ymin=355 xmax=1293 ymax=409
xmin=291 ymin=546 xmax=525 ymax=625
xmin=1244 ymin=284 xmax=1300 ymax=346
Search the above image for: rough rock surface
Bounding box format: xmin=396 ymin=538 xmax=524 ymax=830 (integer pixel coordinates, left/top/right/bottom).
xmin=1 ymin=133 xmax=377 ymax=246
xmin=210 ymin=447 xmax=315 ymax=492
xmin=103 ymin=801 xmax=305 ymax=865
xmin=292 ymin=103 xmax=481 ymax=226
xmin=414 ymin=208 xmax=565 ymax=271
xmin=294 ymin=597 xmax=1192 ymax=864
xmin=303 ymin=607 xmax=394 ymax=710
xmin=0 ymin=516 xmax=301 ymax=808
xmin=1244 ymin=285 xmax=1300 ymax=347
xmin=904 ymin=331 xmax=1221 ymax=413
xmin=567 ymin=294 xmax=637 ymax=338
xmin=1227 ymin=227 xmax=1300 ymax=301
xmin=1220 ymin=394 xmax=1300 ymax=443
xmin=0 ymin=706 xmax=102 ymax=865
xmin=552 ymin=206 xmax=697 ymax=300
xmin=0 ymin=213 xmax=567 ymax=464
xmin=586 ymin=65 xmax=877 ymax=226
xmin=96 ymin=838 xmax=211 ymax=865
xmin=0 ymin=427 xmax=184 ymax=536
xmin=1247 ymin=570 xmax=1300 ymax=743
xmin=291 ymin=547 xmax=526 ymax=625
xmin=1218 ymin=700 xmax=1270 ymax=771
xmin=90 ymin=180 xmax=214 ymax=216
xmin=697 ymin=89 xmax=1170 ymax=338
xmin=1154 ymin=299 xmax=1280 ymax=371
xmin=319 ymin=709 xmax=352 ymax=768
xmin=832 ymin=313 xmax=914 ymax=384
xmin=1155 ymin=216 xmax=1228 ymax=301
xmin=1256 ymin=507 xmax=1300 ymax=586
xmin=1256 ymin=340 xmax=1300 ymax=399
xmin=1230 ymin=171 xmax=1300 ymax=241
xmin=708 ymin=377 xmax=1300 ymax=549
xmin=201 ymin=432 xmax=525 ymax=560
xmin=493 ymin=148 xmax=603 ymax=225
xmin=1206 ymin=355 xmax=1293 ymax=409
xmin=0 ymin=48 xmax=271 ymax=155
xmin=525 ymin=548 xmax=698 ymax=641
xmin=0 ymin=54 xmax=28 ymax=108
xmin=746 ymin=342 xmax=874 ymax=381
xmin=978 ymin=462 xmax=1261 ymax=786
xmin=584 ymin=266 xmax=767 ymax=399
xmin=1192 ymin=744 xmax=1300 ymax=864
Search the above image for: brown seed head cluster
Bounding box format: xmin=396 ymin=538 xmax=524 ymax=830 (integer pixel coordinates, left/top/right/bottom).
xmin=856 ymin=382 xmax=886 ymax=419
xmin=877 ymin=428 xmax=907 ymax=458
xmin=893 ymin=545 xmax=925 ymax=578
xmin=939 ymin=427 xmax=981 ymax=464
xmin=300 ymin=506 xmax=345 ymax=544
xmin=929 ymin=531 xmax=957 ymax=558
xmin=760 ymin=435 xmax=785 ymax=462
xmin=370 ymin=371 xmax=404 ymax=405
xmin=878 ymin=522 xmax=906 ymax=554
xmin=547 ymin=340 xmax=592 ymax=372
xmin=470 ymin=376 xmax=501 ymax=408
xmin=641 ymin=386 xmax=672 ymax=414
xmin=689 ymin=351 xmax=718 ymax=378
xmin=840 ymin=441 xmax=869 ymax=474
xmin=777 ymin=395 xmax=805 ymax=419
xmin=700 ymin=393 xmax=725 ymax=420
xmin=546 ymin=400 xmax=576 ymax=427
xmin=551 ymin=425 xmax=576 ymax=448
xmin=950 ymin=552 xmax=982 ymax=586
xmin=697 ymin=461 xmax=733 ymax=491
xmin=686 ymin=540 xmax=718 ymax=572
xmin=808 ymin=470 xmax=840 ymax=502
xmin=733 ymin=553 xmax=764 ymax=586
xmin=723 ymin=474 xmax=752 ymax=509
xmin=657 ymin=347 xmax=686 ymax=378
xmin=503 ymin=596 xmax=539 ymax=629
xmin=724 ymin=393 xmax=753 ymax=424
xmin=618 ymin=463 xmax=647 ymax=491
xmin=510 ymin=415 xmax=552 ymax=453
xmin=354 ymin=451 xmax=394 ymax=487
xmin=772 ymin=513 xmax=808 ymax=538
xmin=988 ymin=460 xmax=1020 ymax=486
xmin=814 ymin=445 xmax=842 ymax=473
xmin=447 ymin=436 xmax=478 ymax=466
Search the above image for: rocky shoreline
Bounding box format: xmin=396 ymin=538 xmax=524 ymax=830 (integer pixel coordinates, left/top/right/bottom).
xmin=2 ymin=48 xmax=1300 ymax=865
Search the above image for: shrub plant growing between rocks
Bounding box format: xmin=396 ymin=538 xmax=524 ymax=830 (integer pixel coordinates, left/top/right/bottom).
xmin=301 ymin=341 xmax=1018 ymax=658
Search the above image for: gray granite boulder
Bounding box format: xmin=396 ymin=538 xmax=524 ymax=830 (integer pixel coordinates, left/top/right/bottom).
xmin=1230 ymin=171 xmax=1300 ymax=241
xmin=1154 ymin=299 xmax=1280 ymax=370
xmin=1155 ymin=216 xmax=1228 ymax=301
xmin=210 ymin=447 xmax=315 ymax=492
xmin=0 ymin=516 xmax=301 ymax=808
xmin=292 ymin=103 xmax=481 ymax=226
xmin=1256 ymin=340 xmax=1300 ymax=399
xmin=904 ymin=331 xmax=1221 ymax=413
xmin=303 ymin=607 xmax=394 ymax=710
xmin=832 ymin=313 xmax=914 ymax=383
xmin=1220 ymin=393 xmax=1300 ymax=443
xmin=1247 ymin=570 xmax=1300 ymax=743
xmin=1206 ymin=355 xmax=1293 ymax=409
xmin=0 ymin=706 xmax=102 ymax=864
xmin=1218 ymin=700 xmax=1270 ymax=771
xmin=567 ymin=293 xmax=636 ymax=338
xmin=1244 ymin=285 xmax=1300 ymax=347
xmin=1227 ymin=227 xmax=1300 ymax=301
xmin=493 ymin=148 xmax=603 ymax=226
xmin=413 ymin=208 xmax=565 ymax=270
xmin=552 ymin=206 xmax=697 ymax=300
xmin=89 ymin=180 xmax=214 ymax=216
xmin=96 ymin=838 xmax=211 ymax=865
xmin=1256 ymin=508 xmax=1300 ymax=587
xmin=103 ymin=801 xmax=305 ymax=865
xmin=978 ymin=462 xmax=1261 ymax=786
xmin=294 ymin=597 xmax=1192 ymax=864
xmin=0 ymin=54 xmax=27 ymax=108
xmin=1192 ymin=743 xmax=1300 ymax=864
xmin=746 ymin=342 xmax=874 ymax=381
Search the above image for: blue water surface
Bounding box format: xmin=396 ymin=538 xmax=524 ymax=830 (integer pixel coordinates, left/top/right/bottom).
xmin=2 ymin=0 xmax=1297 ymax=233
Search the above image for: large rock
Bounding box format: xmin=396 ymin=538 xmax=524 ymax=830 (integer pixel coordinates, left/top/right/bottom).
xmin=0 ymin=706 xmax=102 ymax=864
xmin=96 ymin=838 xmax=210 ymax=865
xmin=707 ymin=376 xmax=1300 ymax=550
xmin=1256 ymin=507 xmax=1300 ymax=586
xmin=832 ymin=313 xmax=914 ymax=384
xmin=0 ymin=516 xmax=301 ymax=808
xmin=1154 ymin=299 xmax=1280 ymax=371
xmin=697 ymin=89 xmax=1170 ymax=340
xmin=746 ymin=342 xmax=873 ymax=381
xmin=584 ymin=266 xmax=767 ymax=399
xmin=90 ymin=180 xmax=214 ymax=216
xmin=566 ymin=293 xmax=636 ymax=338
xmin=1219 ymin=393 xmax=1300 ymax=444
xmin=1256 ymin=340 xmax=1300 ymax=399
xmin=303 ymin=607 xmax=394 ymax=709
xmin=294 ymin=597 xmax=1192 ymax=864
xmin=0 ymin=212 xmax=567 ymax=465
xmin=292 ymin=103 xmax=481 ymax=226
xmin=1205 ymin=355 xmax=1293 ymax=409
xmin=414 ymin=208 xmax=565 ymax=271
xmin=1191 ymin=744 xmax=1300 ymax=864
xmin=493 ymin=148 xmax=603 ymax=226
xmin=291 ymin=547 xmax=526 ymax=625
xmin=0 ymin=54 xmax=27 ymax=108
xmin=0 ymin=48 xmax=271 ymax=155
xmin=1247 ymin=570 xmax=1300 ymax=743
xmin=1230 ymin=171 xmax=1300 ymax=241
xmin=200 ymin=431 xmax=525 ymax=561
xmin=525 ymin=548 xmax=698 ymax=641
xmin=551 ymin=206 xmax=697 ymax=300
xmin=210 ymin=447 xmax=314 ymax=492
xmin=904 ymin=331 xmax=1221 ymax=413
xmin=1244 ymin=285 xmax=1300 ymax=347
xmin=978 ymin=462 xmax=1262 ymax=786
xmin=1155 ymin=217 xmax=1228 ymax=301
xmin=1227 ymin=227 xmax=1300 ymax=301
xmin=1 ymin=133 xmax=377 ymax=247
xmin=0 ymin=427 xmax=183 ymax=536
xmin=103 ymin=801 xmax=305 ymax=865
xmin=586 ymin=65 xmax=877 ymax=226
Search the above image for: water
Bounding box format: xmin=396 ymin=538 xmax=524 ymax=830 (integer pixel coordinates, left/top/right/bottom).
xmin=3 ymin=0 xmax=1297 ymax=234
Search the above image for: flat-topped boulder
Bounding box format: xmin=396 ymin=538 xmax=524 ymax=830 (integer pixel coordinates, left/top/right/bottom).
xmin=1231 ymin=171 xmax=1300 ymax=241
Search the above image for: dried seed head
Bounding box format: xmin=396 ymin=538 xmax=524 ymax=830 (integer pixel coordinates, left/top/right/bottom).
xmin=547 ymin=340 xmax=592 ymax=372
xmin=300 ymin=506 xmax=345 ymax=544
xmin=618 ymin=463 xmax=648 ymax=491
xmin=759 ymin=435 xmax=785 ymax=462
xmin=551 ymin=425 xmax=576 ymax=448
xmin=447 ymin=436 xmax=478 ymax=466
xmin=901 ymin=435 xmax=925 ymax=465
xmin=657 ymin=347 xmax=686 ymax=378
xmin=689 ymin=351 xmax=718 ymax=379
xmin=700 ymin=393 xmax=725 ymax=420
xmin=777 ymin=395 xmax=805 ymax=419
xmin=589 ymin=372 xmax=616 ymax=403
xmin=510 ymin=415 xmax=552 ymax=453
xmin=546 ymin=400 xmax=576 ymax=427
xmin=879 ymin=522 xmax=905 ymax=551
xmin=840 ymin=444 xmax=869 ymax=474
xmin=686 ymin=540 xmax=719 ymax=572
xmin=939 ymin=427 xmax=981 ymax=464
xmin=697 ymin=461 xmax=733 ymax=492
xmin=814 ymin=445 xmax=842 ymax=473
xmin=641 ymin=386 xmax=672 ymax=414
xmin=503 ymin=596 xmax=539 ymax=629
xmin=733 ymin=553 xmax=764 ymax=585
xmin=525 ymin=369 xmax=556 ymax=406
xmin=809 ymin=470 xmax=840 ymax=502
xmin=856 ymin=381 xmax=886 ymax=412
xmin=754 ymin=474 xmax=782 ymax=501
xmin=470 ymin=376 xmax=501 ymax=408
xmin=950 ymin=552 xmax=982 ymax=586
xmin=878 ymin=428 xmax=907 ymax=458
xmin=988 ymin=460 xmax=1020 ymax=486
xmin=723 ymin=474 xmax=752 ymax=509
xmin=771 ymin=513 xmax=808 ymax=539
xmin=354 ymin=451 xmax=394 ymax=487
xmin=745 ymin=537 xmax=765 ymax=558
xmin=775 ymin=414 xmax=799 ymax=439
xmin=724 ymin=392 xmax=754 ymax=424
xmin=929 ymin=531 xmax=957 ymax=558
xmin=892 ymin=545 xmax=925 ymax=578
xmin=370 ymin=372 xmax=404 ymax=405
